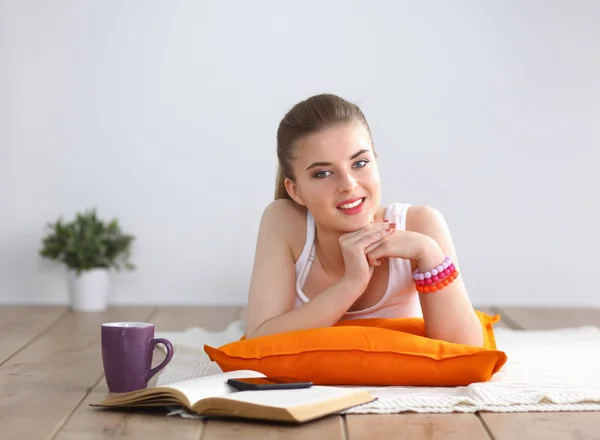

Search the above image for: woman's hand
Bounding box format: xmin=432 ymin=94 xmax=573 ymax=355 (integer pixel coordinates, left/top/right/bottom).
xmin=359 ymin=205 xmax=484 ymax=347
xmin=364 ymin=229 xmax=443 ymax=268
xmin=338 ymin=221 xmax=396 ymax=290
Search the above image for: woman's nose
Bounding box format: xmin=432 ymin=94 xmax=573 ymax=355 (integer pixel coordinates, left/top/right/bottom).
xmin=337 ymin=173 xmax=358 ymax=193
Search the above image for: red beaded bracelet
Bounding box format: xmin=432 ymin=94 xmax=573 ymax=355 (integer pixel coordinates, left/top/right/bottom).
xmin=416 ymin=270 xmax=459 ymax=293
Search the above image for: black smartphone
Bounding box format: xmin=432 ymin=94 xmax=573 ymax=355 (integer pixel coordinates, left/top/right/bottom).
xmin=226 ymin=376 xmax=313 ymax=391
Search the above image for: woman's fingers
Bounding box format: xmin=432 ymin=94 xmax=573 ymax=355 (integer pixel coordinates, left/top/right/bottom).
xmin=339 ymin=220 xmax=389 ymax=242
xmin=339 ymin=221 xmax=396 ymax=269
xmin=364 ymin=237 xmax=385 ymax=254
xmin=366 ymin=239 xmax=389 ymax=266
xmin=356 ymin=223 xmax=395 ymax=248
xmin=367 ymin=241 xmax=385 ymax=265
xmin=349 ymin=222 xmax=396 ymax=247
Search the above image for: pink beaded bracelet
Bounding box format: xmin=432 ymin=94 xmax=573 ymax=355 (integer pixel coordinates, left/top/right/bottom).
xmin=412 ymin=256 xmax=456 ymax=286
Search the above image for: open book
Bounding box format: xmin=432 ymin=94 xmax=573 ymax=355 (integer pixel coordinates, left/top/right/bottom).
xmin=92 ymin=370 xmax=375 ymax=423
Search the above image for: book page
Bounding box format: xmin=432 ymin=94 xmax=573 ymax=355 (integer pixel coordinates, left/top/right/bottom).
xmin=163 ymin=370 xmax=265 ymax=405
xmin=218 ymin=386 xmax=368 ymax=409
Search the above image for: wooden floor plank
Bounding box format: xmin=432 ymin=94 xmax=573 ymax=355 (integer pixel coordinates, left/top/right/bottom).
xmin=0 ymin=306 xmax=154 ymax=440
xmin=345 ymin=413 xmax=491 ymax=440
xmin=0 ymin=306 xmax=68 ymax=365
xmin=201 ymin=415 xmax=344 ymax=440
xmin=55 ymin=380 xmax=202 ymax=440
xmin=495 ymin=306 xmax=600 ymax=329
xmin=53 ymin=306 xmax=242 ymax=440
xmin=480 ymin=306 xmax=600 ymax=440
xmin=481 ymin=412 xmax=600 ymax=440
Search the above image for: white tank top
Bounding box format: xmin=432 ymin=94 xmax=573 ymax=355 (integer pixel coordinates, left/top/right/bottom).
xmin=294 ymin=202 xmax=423 ymax=321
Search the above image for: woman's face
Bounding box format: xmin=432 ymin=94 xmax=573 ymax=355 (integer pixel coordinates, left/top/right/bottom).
xmin=285 ymin=122 xmax=382 ymax=233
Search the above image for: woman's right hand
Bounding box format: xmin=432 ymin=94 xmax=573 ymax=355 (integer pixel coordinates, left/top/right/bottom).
xmin=338 ymin=220 xmax=396 ymax=290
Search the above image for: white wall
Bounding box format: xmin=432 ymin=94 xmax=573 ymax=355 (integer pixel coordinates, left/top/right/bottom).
xmin=1 ymin=0 xmax=599 ymax=307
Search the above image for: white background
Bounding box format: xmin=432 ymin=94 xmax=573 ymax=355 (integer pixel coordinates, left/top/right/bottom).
xmin=1 ymin=0 xmax=599 ymax=307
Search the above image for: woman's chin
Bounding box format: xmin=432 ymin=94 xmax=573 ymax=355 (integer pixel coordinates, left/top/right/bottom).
xmin=337 ymin=214 xmax=375 ymax=232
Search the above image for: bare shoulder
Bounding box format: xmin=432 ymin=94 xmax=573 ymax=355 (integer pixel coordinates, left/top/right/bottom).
xmin=258 ymin=199 xmax=307 ymax=258
xmin=405 ymin=205 xmax=448 ymax=233
xmin=405 ymin=204 xmax=457 ymax=255
xmin=261 ymin=198 xmax=304 ymax=224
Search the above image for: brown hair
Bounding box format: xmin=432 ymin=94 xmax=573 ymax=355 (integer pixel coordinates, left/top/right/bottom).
xmin=275 ymin=93 xmax=373 ymax=200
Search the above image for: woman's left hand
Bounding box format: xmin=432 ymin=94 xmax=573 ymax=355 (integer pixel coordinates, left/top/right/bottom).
xmin=365 ymin=206 xmax=484 ymax=347
xmin=364 ymin=228 xmax=441 ymax=267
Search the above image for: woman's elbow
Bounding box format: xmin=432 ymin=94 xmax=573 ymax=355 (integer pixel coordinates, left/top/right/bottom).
xmin=244 ymin=324 xmax=260 ymax=340
xmin=244 ymin=319 xmax=272 ymax=340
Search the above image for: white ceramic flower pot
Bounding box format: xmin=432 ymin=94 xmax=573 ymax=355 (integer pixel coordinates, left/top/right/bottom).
xmin=68 ymin=268 xmax=109 ymax=311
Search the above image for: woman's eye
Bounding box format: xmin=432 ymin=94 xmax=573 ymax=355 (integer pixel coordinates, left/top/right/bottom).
xmin=314 ymin=160 xmax=368 ymax=178
xmin=314 ymin=170 xmax=331 ymax=179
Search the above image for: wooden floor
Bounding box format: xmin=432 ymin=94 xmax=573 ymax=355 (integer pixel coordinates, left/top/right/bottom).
xmin=1 ymin=306 xmax=599 ymax=440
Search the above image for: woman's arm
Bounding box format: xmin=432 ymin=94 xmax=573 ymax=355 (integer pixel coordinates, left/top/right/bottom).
xmin=406 ymin=206 xmax=484 ymax=346
xmin=244 ymin=200 xmax=365 ymax=339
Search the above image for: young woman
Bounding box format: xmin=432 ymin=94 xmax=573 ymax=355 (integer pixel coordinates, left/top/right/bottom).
xmin=244 ymin=93 xmax=483 ymax=346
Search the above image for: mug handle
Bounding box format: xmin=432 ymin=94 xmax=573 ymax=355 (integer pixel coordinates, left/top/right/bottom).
xmin=145 ymin=338 xmax=174 ymax=383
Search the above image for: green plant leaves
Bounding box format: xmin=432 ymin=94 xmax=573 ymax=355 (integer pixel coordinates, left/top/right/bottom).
xmin=39 ymin=208 xmax=135 ymax=275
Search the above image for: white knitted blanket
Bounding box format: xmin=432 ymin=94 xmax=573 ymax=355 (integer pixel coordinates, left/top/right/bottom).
xmin=155 ymin=323 xmax=600 ymax=414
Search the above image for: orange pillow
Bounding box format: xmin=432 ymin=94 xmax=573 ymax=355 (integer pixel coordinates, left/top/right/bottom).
xmin=204 ymin=311 xmax=506 ymax=387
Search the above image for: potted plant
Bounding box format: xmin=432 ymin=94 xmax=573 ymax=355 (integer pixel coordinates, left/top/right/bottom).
xmin=39 ymin=208 xmax=135 ymax=311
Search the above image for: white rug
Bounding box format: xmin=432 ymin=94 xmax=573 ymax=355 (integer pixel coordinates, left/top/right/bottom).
xmin=155 ymin=323 xmax=600 ymax=414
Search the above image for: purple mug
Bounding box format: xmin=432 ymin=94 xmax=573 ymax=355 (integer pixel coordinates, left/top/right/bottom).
xmin=101 ymin=322 xmax=174 ymax=393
